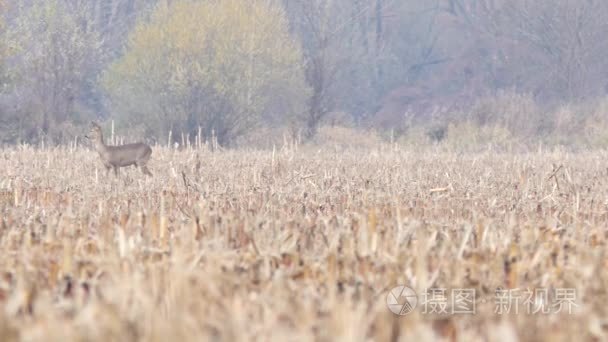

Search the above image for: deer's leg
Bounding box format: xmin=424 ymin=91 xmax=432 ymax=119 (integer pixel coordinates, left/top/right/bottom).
xmin=135 ymin=159 xmax=152 ymax=177
xmin=113 ymin=166 xmax=119 ymax=177
xmin=141 ymin=165 xmax=153 ymax=177
xmin=137 ymin=161 xmax=153 ymax=177
xmin=105 ymin=165 xmax=111 ymax=176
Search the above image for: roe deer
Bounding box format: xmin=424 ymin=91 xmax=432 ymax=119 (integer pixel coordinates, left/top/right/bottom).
xmin=85 ymin=121 xmax=153 ymax=177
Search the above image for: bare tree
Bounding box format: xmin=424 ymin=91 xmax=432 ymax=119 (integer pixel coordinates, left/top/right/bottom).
xmin=284 ymin=1 xmax=343 ymax=138
xmin=445 ymin=0 xmax=608 ymax=102
xmin=4 ymin=0 xmax=103 ymax=143
xmin=284 ymin=0 xmax=404 ymax=137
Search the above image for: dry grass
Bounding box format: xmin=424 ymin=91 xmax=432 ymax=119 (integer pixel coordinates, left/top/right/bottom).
xmin=0 ymin=143 xmax=607 ymax=341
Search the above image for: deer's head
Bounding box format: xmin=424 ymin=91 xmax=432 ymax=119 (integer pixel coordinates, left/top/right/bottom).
xmin=85 ymin=121 xmax=103 ymax=142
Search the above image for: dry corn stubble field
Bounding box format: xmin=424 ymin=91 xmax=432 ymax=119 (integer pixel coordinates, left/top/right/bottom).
xmin=0 ymin=144 xmax=607 ymax=341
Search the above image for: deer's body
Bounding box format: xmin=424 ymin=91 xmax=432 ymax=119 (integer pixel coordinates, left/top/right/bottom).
xmin=86 ymin=122 xmax=153 ymax=177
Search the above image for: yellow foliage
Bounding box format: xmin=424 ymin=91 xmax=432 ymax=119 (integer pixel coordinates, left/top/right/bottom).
xmin=103 ymin=0 xmax=309 ymax=143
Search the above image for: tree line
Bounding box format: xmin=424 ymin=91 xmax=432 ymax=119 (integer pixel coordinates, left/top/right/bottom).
xmin=1 ymin=0 xmax=608 ymax=146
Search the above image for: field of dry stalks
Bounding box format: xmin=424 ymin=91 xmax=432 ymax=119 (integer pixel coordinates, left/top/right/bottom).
xmin=0 ymin=143 xmax=607 ymax=341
